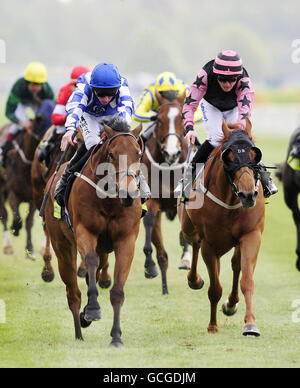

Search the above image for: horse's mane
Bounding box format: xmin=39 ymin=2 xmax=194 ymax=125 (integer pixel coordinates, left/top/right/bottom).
xmin=103 ymin=116 xmax=130 ymax=133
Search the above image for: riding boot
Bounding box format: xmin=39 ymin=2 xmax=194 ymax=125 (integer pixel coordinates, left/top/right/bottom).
xmin=38 ymin=128 xmax=60 ymax=163
xmin=0 ymin=139 xmax=14 ymax=167
xmin=141 ymin=122 xmax=156 ymax=143
xmin=174 ymin=140 xmax=214 ymax=198
xmin=54 ymin=143 xmax=88 ymax=207
xmin=258 ymin=162 xmax=278 ymax=198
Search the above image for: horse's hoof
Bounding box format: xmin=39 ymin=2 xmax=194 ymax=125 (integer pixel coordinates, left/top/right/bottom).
xmin=98 ymin=279 xmax=111 ymax=289
xmin=41 ymin=270 xmax=55 ymax=283
xmin=144 ymin=264 xmax=159 ymax=279
xmin=80 ymin=312 xmax=92 ymax=328
xmin=84 ymin=307 xmax=101 ymax=322
xmin=207 ymin=325 xmax=218 ymax=334
xmin=77 ymin=266 xmax=87 ymax=278
xmin=296 ymin=257 xmax=300 ymax=271
xmin=222 ymin=300 xmax=238 ymax=316
xmin=25 ymin=250 xmax=36 ymax=261
xmin=109 ymin=339 xmax=124 ymax=348
xmin=243 ymin=324 xmax=261 ymax=337
xmin=178 ymin=253 xmax=191 ymax=270
xmin=188 ymin=278 xmax=204 ymax=290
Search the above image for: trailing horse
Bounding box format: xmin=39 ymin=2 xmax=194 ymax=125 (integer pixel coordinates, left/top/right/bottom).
xmin=44 ymin=118 xmax=144 ymax=346
xmin=178 ymin=119 xmax=265 ymax=336
xmin=141 ymin=91 xmax=191 ymax=294
xmin=275 ymin=126 xmax=300 ymax=271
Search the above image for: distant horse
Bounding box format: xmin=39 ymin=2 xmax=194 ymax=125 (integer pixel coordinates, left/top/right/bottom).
xmin=44 ymin=118 xmax=144 ymax=346
xmin=275 ymin=126 xmax=300 ymax=270
xmin=1 ymin=113 xmax=47 ymax=258
xmin=178 ymin=119 xmax=265 ymax=336
xmin=142 ymin=91 xmax=191 ymax=294
xmin=31 ymin=125 xmax=84 ymax=281
xmin=0 ymin=124 xmax=13 ymax=254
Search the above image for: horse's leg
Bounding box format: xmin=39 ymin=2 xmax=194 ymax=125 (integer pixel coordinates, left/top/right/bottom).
xmin=77 ymin=256 xmax=87 ymax=278
xmin=8 ymin=191 xmax=22 ymax=236
xmin=53 ymin=239 xmax=83 ymax=340
xmin=76 ymin=227 xmax=101 ymax=323
xmin=222 ymin=246 xmax=241 ymax=316
xmin=41 ymin=225 xmax=55 ymax=282
xmin=284 ymin=187 xmax=300 ymax=271
xmin=0 ymin=202 xmax=14 ymax=254
xmin=240 ymin=230 xmax=262 ymax=336
xmin=187 ymin=241 xmax=204 ymax=290
xmin=151 ymin=212 xmax=169 ymax=294
xmin=143 ymin=208 xmax=159 ymax=278
xmin=98 ymin=253 xmax=111 ymax=289
xmin=201 ymin=241 xmax=222 ymax=334
xmin=25 ymin=200 xmax=36 ymax=258
xmin=110 ymin=235 xmax=136 ymax=347
xmin=178 ymin=231 xmax=191 ymax=270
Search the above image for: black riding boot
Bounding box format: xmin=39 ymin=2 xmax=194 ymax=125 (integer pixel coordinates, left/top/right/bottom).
xmin=174 ymin=140 xmax=214 ymax=198
xmin=38 ymin=128 xmax=60 ymax=163
xmin=0 ymin=139 xmax=14 ymax=167
xmin=258 ymin=162 xmax=278 ymax=198
xmin=141 ymin=122 xmax=156 ymax=143
xmin=54 ymin=143 xmax=89 ymax=207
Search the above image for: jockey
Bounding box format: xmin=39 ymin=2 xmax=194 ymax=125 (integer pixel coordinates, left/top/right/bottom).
xmin=54 ymin=62 xmax=151 ymax=207
xmin=175 ymin=50 xmax=278 ymax=198
xmin=0 ymin=61 xmax=55 ymax=167
xmin=133 ymin=71 xmax=203 ymax=143
xmin=37 ymin=65 xmax=90 ymax=163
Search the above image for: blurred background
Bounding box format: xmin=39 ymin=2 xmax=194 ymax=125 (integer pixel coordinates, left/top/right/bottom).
xmin=1 ymin=0 xmax=300 ymax=134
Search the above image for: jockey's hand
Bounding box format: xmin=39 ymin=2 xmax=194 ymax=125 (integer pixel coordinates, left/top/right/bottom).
xmin=61 ymin=129 xmax=77 ymax=151
xmin=185 ymin=130 xmax=197 ymax=146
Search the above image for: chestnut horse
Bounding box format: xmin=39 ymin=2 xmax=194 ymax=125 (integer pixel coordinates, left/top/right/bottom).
xmin=31 ymin=126 xmax=85 ymax=281
xmin=44 ymin=118 xmax=144 ymax=346
xmin=142 ymin=91 xmax=191 ymax=294
xmin=1 ymin=115 xmax=46 ymax=258
xmin=179 ymin=119 xmax=265 ymax=336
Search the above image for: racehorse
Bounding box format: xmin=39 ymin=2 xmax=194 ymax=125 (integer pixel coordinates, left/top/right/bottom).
xmin=1 ymin=114 xmax=47 ymax=258
xmin=31 ymin=125 xmax=85 ymax=281
xmin=275 ymin=126 xmax=300 ymax=270
xmin=44 ymin=118 xmax=144 ymax=346
xmin=0 ymin=124 xmax=13 ymax=254
xmin=178 ymin=119 xmax=265 ymax=336
xmin=141 ymin=91 xmax=191 ymax=295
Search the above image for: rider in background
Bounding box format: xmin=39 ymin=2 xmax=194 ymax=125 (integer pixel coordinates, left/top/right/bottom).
xmin=133 ymin=71 xmax=203 ymax=143
xmin=54 ymin=62 xmax=151 ymax=207
xmin=0 ymin=62 xmax=55 ymax=167
xmin=176 ymin=50 xmax=278 ymax=198
xmin=37 ymin=65 xmax=90 ymax=163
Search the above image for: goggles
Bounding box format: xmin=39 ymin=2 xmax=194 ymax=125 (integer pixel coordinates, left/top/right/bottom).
xmin=217 ymin=76 xmax=238 ymax=84
xmin=93 ymin=87 xmax=119 ymax=98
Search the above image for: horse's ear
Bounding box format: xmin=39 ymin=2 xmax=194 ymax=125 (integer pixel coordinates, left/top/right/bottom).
xmin=155 ymin=90 xmax=164 ymax=106
xmin=245 ymin=117 xmax=252 ymax=137
xmin=177 ymin=91 xmax=186 ymax=105
xmin=222 ymin=119 xmax=231 ymax=139
xmin=103 ymin=124 xmax=114 ymax=139
xmin=132 ymin=123 xmax=143 ymax=138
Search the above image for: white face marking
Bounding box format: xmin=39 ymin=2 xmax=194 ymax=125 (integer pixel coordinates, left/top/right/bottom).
xmin=166 ymin=106 xmax=180 ymax=156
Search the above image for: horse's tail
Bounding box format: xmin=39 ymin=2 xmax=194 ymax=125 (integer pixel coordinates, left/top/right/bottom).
xmin=275 ymin=162 xmax=284 ymax=182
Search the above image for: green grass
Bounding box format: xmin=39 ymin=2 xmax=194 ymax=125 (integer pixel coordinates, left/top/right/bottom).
xmin=0 ymin=135 xmax=300 ymax=368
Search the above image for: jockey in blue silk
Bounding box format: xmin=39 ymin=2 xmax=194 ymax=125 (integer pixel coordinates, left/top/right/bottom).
xmin=54 ymin=62 xmax=150 ymax=207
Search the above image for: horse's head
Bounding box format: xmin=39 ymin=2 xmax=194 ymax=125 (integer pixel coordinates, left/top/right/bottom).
xmin=221 ymin=118 xmax=262 ymax=208
xmin=154 ymin=91 xmax=185 ymax=166
xmin=102 ymin=119 xmax=143 ymax=207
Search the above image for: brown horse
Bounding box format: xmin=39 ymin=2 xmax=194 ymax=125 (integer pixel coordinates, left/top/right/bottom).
xmin=142 ymin=91 xmax=190 ymax=294
xmin=44 ymin=118 xmax=144 ymax=346
xmin=178 ymin=119 xmax=265 ymax=336
xmin=31 ymin=125 xmax=85 ymax=281
xmin=1 ymin=116 xmax=46 ymax=258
